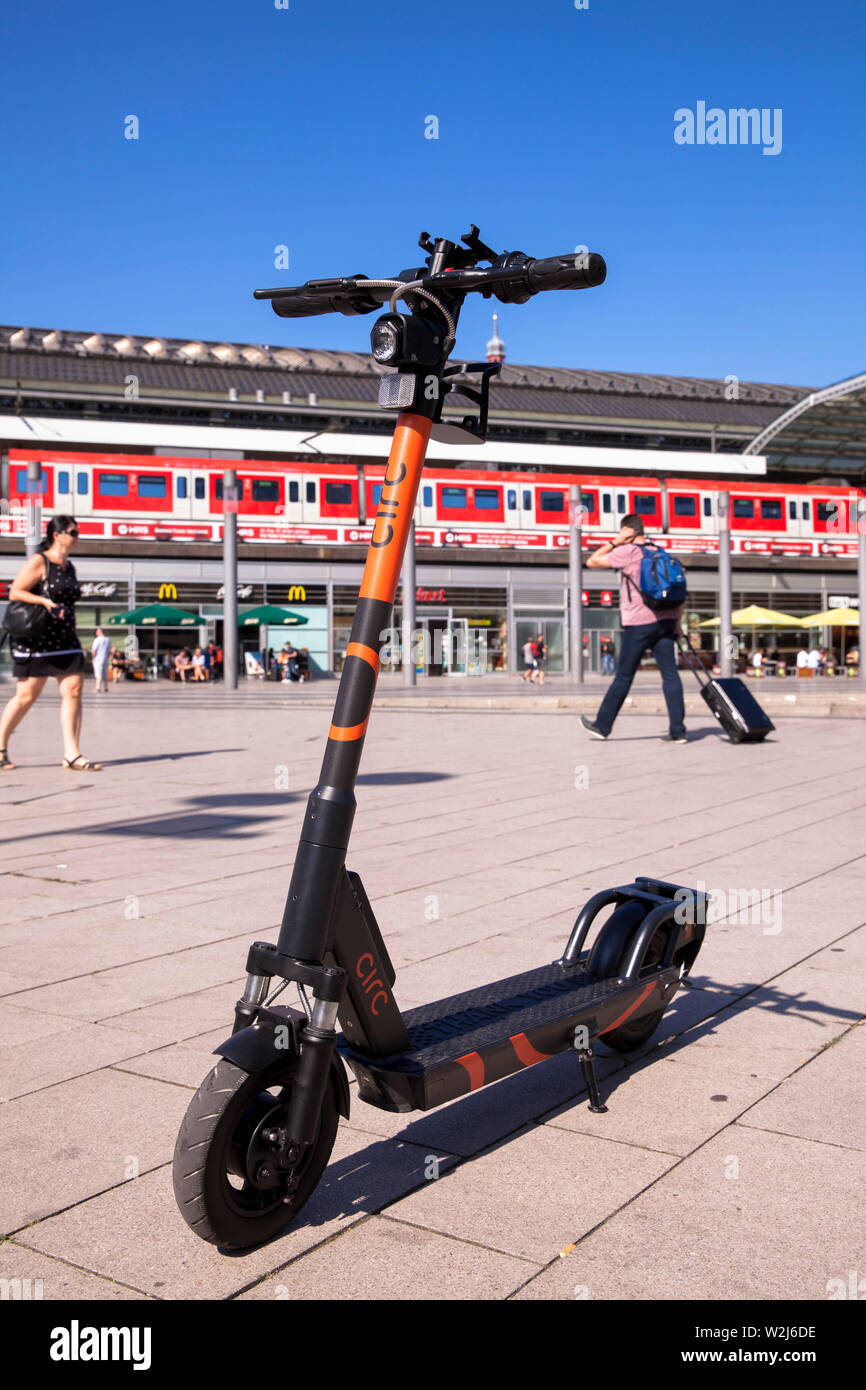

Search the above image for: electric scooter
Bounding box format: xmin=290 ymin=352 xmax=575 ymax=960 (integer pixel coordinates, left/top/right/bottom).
xmin=173 ymin=228 xmax=710 ymax=1248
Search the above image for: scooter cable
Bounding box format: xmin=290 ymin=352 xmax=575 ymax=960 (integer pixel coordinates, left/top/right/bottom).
xmin=355 ymin=279 xmax=457 ymax=354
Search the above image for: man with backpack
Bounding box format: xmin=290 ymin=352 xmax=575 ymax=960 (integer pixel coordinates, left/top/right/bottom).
xmin=580 ymin=515 xmax=688 ymax=743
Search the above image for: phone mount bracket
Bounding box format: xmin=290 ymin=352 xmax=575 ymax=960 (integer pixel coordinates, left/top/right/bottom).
xmin=430 ymin=361 xmax=502 ymax=444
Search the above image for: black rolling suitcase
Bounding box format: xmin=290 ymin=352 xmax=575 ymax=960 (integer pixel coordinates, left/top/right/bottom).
xmin=679 ymin=641 xmax=775 ymax=743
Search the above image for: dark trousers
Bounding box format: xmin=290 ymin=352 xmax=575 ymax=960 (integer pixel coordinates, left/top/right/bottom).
xmin=595 ymin=619 xmax=686 ymax=737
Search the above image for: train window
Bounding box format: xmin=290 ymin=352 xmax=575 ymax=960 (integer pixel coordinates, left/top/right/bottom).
xmin=324 ymin=482 xmax=352 ymax=505
xmin=14 ymin=469 xmax=48 ymax=494
xmin=760 ymin=499 xmax=782 ymax=520
xmin=306 ymin=481 xmax=316 ymax=503
xmin=580 ymin=492 xmax=595 ymax=510
xmin=442 ymin=486 xmax=467 ymax=509
xmin=703 ymin=498 xmax=712 ymax=516
xmin=733 ymin=498 xmax=754 ymax=519
xmin=602 ymin=493 xmax=611 ymax=512
xmin=617 ymin=493 xmax=627 ymax=512
xmin=633 ymin=494 xmax=656 ymax=515
xmin=475 ymin=488 xmax=499 ymax=510
xmin=522 ymin=490 xmax=531 ymax=510
xmin=98 ymin=473 xmax=129 ymax=497
xmin=253 ymin=480 xmax=281 ymax=502
xmin=817 ymin=501 xmax=837 ymax=523
xmin=77 ymin=473 xmax=88 ymax=495
xmin=423 ymin=485 xmax=433 ymax=506
xmin=194 ymin=478 xmax=205 ymax=500
xmin=539 ymin=490 xmax=565 ymax=512
xmin=507 ymin=489 xmax=517 ymax=509
xmin=801 ymin=501 xmax=810 ymax=520
xmin=58 ymin=471 xmax=70 ymax=495
xmin=288 ymin=481 xmax=299 ymax=503
xmin=789 ymin=500 xmax=796 ymax=520
xmin=673 ymin=496 xmax=697 ymax=517
xmin=177 ymin=477 xmax=188 ymax=499
xmin=371 ymin=484 xmax=383 ymax=506
xmin=138 ymin=475 xmax=167 ymax=498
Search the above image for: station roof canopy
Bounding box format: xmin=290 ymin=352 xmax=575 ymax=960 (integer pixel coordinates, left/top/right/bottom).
xmin=743 ymin=371 xmax=866 ymax=479
xmin=0 ymin=323 xmax=810 ymax=451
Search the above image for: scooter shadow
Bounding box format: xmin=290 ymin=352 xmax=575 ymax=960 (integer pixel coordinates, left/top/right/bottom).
xmin=217 ymin=973 xmax=859 ymax=1253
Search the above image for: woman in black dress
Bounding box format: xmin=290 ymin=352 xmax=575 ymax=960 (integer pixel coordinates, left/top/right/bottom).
xmin=0 ymin=515 xmax=102 ymax=771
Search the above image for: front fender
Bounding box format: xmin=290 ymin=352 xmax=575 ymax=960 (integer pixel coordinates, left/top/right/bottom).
xmin=214 ymin=1006 xmax=350 ymax=1120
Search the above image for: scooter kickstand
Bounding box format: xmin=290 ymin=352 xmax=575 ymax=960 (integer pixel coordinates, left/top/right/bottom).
xmin=575 ymin=1045 xmax=608 ymax=1114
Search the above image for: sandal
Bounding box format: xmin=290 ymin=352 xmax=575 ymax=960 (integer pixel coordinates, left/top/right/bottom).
xmin=0 ymin=748 xmax=15 ymax=771
xmin=63 ymin=755 xmax=103 ymax=771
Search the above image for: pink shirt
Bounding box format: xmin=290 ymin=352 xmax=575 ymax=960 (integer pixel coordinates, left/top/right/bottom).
xmin=608 ymin=542 xmax=684 ymax=627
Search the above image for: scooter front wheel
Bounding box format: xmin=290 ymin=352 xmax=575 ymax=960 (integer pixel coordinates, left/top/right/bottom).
xmin=173 ymin=1056 xmax=338 ymax=1249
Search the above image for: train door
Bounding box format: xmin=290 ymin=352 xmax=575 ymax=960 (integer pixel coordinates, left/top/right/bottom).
xmin=190 ymin=471 xmax=210 ymax=519
xmin=504 ymin=483 xmax=520 ymax=532
xmin=174 ymin=469 xmax=192 ymax=520
xmin=282 ymin=474 xmax=303 ymax=523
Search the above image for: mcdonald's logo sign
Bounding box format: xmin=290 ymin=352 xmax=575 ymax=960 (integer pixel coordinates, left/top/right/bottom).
xmin=158 ymin=583 xmax=178 ymax=600
xmin=286 ymin=585 xmax=306 ymax=602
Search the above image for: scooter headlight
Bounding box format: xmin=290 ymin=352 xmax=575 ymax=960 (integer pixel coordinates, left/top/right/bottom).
xmin=370 ymin=316 xmax=403 ymax=364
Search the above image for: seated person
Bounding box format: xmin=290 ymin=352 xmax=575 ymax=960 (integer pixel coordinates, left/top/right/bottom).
xmin=296 ymin=647 xmax=311 ymax=681
xmin=174 ymin=648 xmax=192 ymax=683
xmin=191 ymin=646 xmax=208 ymax=681
xmin=109 ymin=648 xmax=127 ymax=681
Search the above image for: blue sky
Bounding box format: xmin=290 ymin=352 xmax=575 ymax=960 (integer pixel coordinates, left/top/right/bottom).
xmin=1 ymin=0 xmax=863 ymax=386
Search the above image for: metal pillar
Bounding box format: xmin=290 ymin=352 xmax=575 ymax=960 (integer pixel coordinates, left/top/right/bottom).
xmin=401 ymin=521 xmax=416 ymax=685
xmin=326 ymin=578 xmax=334 ymax=675
xmin=25 ymin=460 xmax=42 ymax=557
xmin=569 ymin=486 xmax=583 ymax=683
xmin=719 ymin=492 xmax=733 ymax=678
xmin=223 ymin=469 xmax=238 ymax=690
xmin=859 ymin=502 xmax=866 ymax=685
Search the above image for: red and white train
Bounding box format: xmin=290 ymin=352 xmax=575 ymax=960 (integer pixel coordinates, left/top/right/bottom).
xmin=3 ymin=448 xmax=863 ymax=557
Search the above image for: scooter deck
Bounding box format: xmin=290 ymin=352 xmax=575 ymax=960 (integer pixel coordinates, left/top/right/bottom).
xmin=338 ymin=959 xmax=675 ymax=1113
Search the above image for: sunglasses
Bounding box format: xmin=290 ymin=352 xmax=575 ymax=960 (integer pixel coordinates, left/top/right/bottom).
xmin=64 ymin=529 xmax=79 ymax=538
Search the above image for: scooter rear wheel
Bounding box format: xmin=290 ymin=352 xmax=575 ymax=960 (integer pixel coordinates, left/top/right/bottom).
xmin=173 ymin=1056 xmax=338 ymax=1248
xmin=599 ymin=923 xmax=668 ymax=1052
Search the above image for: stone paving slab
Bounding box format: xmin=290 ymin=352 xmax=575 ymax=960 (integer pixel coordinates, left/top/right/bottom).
xmin=236 ymin=1215 xmax=537 ymax=1301
xmin=510 ymin=1127 xmax=866 ymax=1301
xmin=0 ymin=694 xmax=863 ymax=1299
xmin=0 ymin=1243 xmax=151 ymax=1301
xmin=17 ymin=1131 xmax=459 ymax=1301
xmin=739 ymin=1020 xmax=865 ymax=1151
xmin=1 ymin=1070 xmax=189 ymax=1233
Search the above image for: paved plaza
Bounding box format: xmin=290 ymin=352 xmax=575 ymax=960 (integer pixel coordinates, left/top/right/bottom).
xmin=1 ymin=683 xmax=864 ymax=1301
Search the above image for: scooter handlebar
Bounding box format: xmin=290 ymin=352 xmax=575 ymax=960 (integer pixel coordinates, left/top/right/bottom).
xmin=254 ymin=250 xmax=607 ymax=318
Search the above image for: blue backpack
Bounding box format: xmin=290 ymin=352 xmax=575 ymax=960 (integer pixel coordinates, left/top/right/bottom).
xmin=624 ymin=543 xmax=688 ymax=611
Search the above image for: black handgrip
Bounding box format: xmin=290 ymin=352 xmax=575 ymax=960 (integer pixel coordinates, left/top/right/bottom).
xmin=526 ymin=252 xmax=607 ymax=292
xmin=253 ymin=280 xmax=388 ymax=319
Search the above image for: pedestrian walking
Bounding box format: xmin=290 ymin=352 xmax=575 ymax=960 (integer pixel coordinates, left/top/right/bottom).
xmin=91 ymin=626 xmax=111 ymax=693
xmin=521 ymin=637 xmax=537 ymax=683
xmin=579 ymin=515 xmax=687 ymax=743
xmin=0 ymin=515 xmax=102 ymax=770
xmin=601 ymin=637 xmax=615 ymax=675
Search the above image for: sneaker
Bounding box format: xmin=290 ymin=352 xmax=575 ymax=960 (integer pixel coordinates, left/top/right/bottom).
xmin=660 ymin=734 xmax=688 ymax=744
xmin=580 ymin=715 xmax=608 ymax=740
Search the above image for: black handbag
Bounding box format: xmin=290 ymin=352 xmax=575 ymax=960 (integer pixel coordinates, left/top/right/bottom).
xmin=2 ymin=555 xmax=50 ymax=646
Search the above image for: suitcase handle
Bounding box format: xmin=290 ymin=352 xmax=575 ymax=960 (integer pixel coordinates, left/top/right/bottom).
xmin=677 ymin=634 xmax=711 ymax=687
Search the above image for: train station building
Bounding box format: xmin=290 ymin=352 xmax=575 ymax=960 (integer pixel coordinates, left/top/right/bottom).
xmin=1 ymin=323 xmax=863 ymax=676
